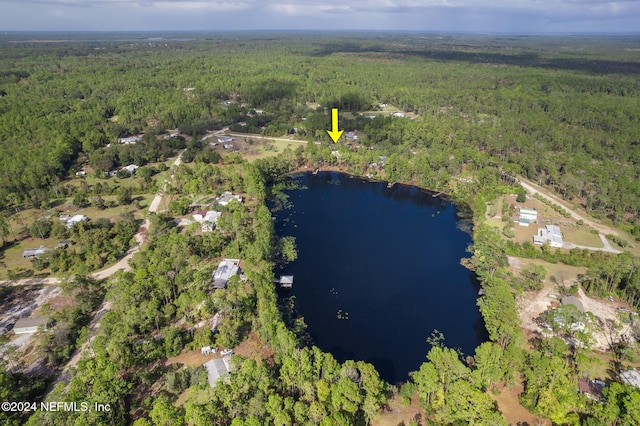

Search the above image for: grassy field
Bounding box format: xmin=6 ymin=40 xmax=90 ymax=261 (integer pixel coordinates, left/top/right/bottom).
xmin=242 ymin=139 xmax=305 ymax=162
xmin=561 ymin=224 xmax=603 ymax=247
xmin=514 ymin=257 xmax=588 ymax=285
xmin=0 ymin=194 xmax=155 ymax=279
xmin=0 ymin=238 xmax=52 ymax=279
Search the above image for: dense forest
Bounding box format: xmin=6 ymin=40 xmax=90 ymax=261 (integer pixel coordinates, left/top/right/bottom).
xmin=1 ymin=33 xmax=640 ymax=425
xmin=0 ymin=33 xmax=639 ymax=231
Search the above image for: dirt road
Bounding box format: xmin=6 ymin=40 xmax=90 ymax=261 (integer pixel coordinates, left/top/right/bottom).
xmin=518 ymin=176 xmax=621 ymax=237
xmin=51 ymin=150 xmax=185 ymax=386
xmin=519 ymin=176 xmax=624 ymax=254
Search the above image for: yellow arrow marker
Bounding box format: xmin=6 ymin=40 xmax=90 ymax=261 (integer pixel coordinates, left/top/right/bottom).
xmin=326 ymin=108 xmax=344 ymax=144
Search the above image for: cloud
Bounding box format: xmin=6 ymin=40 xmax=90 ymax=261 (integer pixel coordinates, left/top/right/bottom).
xmin=1 ymin=0 xmax=639 ymax=31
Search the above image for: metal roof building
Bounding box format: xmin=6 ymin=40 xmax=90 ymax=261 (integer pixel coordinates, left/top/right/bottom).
xmin=534 ymin=224 xmax=564 ymax=248
xmin=212 ymin=259 xmax=240 ymax=289
xmin=217 ymin=191 xmax=242 ymax=206
xmin=203 ymin=356 xmax=233 ymax=387
xmin=13 ymin=316 xmax=48 ymax=334
xmin=22 ymin=247 xmax=50 ymax=259
xmin=620 ymin=370 xmax=640 ymax=390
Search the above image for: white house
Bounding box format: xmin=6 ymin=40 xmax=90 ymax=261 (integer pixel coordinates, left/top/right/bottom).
xmin=534 ymin=224 xmax=564 ymax=248
xmin=218 ymin=136 xmax=233 ymax=144
xmin=192 ymin=211 xmax=221 ymax=232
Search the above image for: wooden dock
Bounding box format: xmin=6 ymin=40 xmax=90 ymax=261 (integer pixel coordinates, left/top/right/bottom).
xmin=432 ymin=191 xmax=445 ymax=198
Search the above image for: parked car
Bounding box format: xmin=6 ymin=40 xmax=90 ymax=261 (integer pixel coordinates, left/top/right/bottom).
xmin=220 ymin=349 xmax=233 ymax=356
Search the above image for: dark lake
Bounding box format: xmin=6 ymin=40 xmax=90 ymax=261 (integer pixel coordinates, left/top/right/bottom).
xmin=272 ymin=172 xmax=487 ymax=383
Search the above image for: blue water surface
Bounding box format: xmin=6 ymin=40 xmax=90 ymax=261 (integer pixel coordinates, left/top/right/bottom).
xmin=273 ymin=172 xmax=487 ymax=383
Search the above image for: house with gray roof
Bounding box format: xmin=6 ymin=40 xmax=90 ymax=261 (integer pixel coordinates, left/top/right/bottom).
xmin=534 ymin=224 xmax=563 ymax=247
xmin=203 ymin=356 xmax=233 ymax=387
xmin=212 ymin=259 xmax=240 ymax=289
xmin=561 ymin=295 xmax=585 ymax=312
xmin=620 ymin=369 xmax=640 ymax=390
xmin=22 ymin=246 xmax=50 ymax=259
xmin=217 ymin=191 xmax=242 ymax=206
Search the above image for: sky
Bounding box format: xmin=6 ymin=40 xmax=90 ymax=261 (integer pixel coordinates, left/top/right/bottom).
xmin=1 ymin=0 xmax=640 ymax=33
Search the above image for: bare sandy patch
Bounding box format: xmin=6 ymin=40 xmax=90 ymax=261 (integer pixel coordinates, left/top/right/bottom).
xmin=510 ymin=256 xmax=635 ymax=351
xmin=372 ymin=393 xmax=425 ymax=426
xmin=491 ymin=382 xmax=550 ymax=426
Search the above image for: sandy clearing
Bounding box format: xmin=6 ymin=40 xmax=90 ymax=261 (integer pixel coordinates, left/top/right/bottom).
xmin=0 ymin=286 xmax=62 ymax=368
xmin=491 ymin=382 xmax=550 ymax=426
xmin=511 ymin=256 xmax=635 ymax=351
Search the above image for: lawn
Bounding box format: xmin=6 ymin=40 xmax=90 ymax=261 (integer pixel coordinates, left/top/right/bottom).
xmin=0 ymin=237 xmax=53 ymax=279
xmin=561 ymin=224 xmax=603 ymax=248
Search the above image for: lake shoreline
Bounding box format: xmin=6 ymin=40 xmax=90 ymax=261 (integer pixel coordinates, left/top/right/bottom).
xmin=271 ymin=171 xmax=487 ymax=383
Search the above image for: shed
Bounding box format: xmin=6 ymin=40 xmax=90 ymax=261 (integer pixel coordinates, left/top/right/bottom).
xmin=13 ymin=316 xmax=48 ymax=334
xmin=562 ymin=295 xmax=585 ymax=313
xmin=218 ymin=137 xmax=233 ymax=144
xmin=203 ymin=355 xmax=233 ymax=387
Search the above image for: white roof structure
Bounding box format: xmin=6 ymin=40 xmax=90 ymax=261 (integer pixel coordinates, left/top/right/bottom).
xmin=217 ymin=191 xmax=242 ymax=206
xmin=212 ymin=259 xmax=240 ymax=289
xmin=621 ymin=370 xmax=640 ymax=390
xmin=65 ymin=215 xmax=89 ymax=229
xmin=118 ymin=136 xmax=142 ymax=144
xmin=203 ymin=356 xmax=233 ymax=387
xmin=122 ymin=164 xmax=139 ymax=174
xmin=22 ymin=247 xmax=50 ymax=258
xmin=192 ymin=211 xmax=221 ymax=232
xmin=218 ymin=136 xmax=233 ymax=143
xmin=534 ymin=224 xmax=563 ymax=247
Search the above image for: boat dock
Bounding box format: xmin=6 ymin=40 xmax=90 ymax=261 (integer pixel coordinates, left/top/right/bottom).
xmin=277 ymin=275 xmax=294 ymax=288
